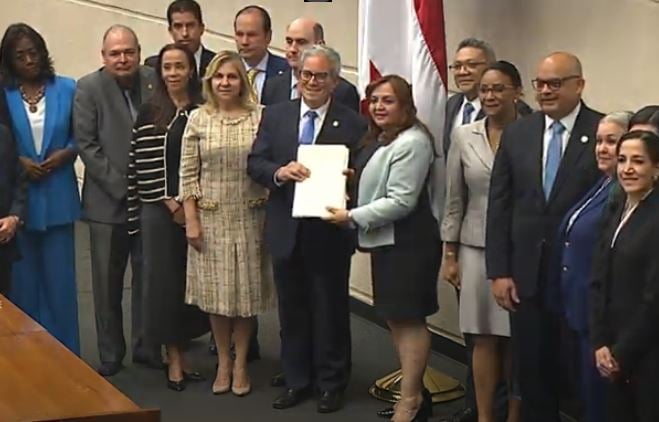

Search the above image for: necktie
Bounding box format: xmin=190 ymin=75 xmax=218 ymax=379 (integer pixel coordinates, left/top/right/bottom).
xmin=543 ymin=120 xmax=565 ymax=200
xmin=299 ymin=110 xmax=318 ymax=145
xmin=246 ymin=68 xmax=261 ymax=102
xmin=123 ymin=90 xmax=138 ymax=121
xmin=461 ymin=102 xmax=475 ymax=125
xmin=291 ymin=82 xmax=299 ymax=100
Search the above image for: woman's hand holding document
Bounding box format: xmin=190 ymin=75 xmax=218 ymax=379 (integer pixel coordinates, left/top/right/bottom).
xmin=292 ymin=144 xmax=350 ymax=218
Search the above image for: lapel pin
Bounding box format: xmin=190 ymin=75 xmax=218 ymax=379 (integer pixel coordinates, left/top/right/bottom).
xmin=333 ymin=120 xmax=340 ymax=128
xmin=580 ymin=135 xmax=588 ymax=143
xmin=148 ymin=83 xmax=153 ymax=90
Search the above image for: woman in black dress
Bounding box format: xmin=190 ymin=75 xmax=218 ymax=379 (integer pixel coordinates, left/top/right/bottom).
xmin=127 ymin=43 xmax=208 ymax=391
xmin=589 ymin=130 xmax=659 ymax=421
xmin=326 ymin=75 xmax=440 ymax=422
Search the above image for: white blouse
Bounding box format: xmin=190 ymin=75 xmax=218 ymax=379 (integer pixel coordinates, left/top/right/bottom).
xmin=24 ymin=97 xmax=46 ymax=155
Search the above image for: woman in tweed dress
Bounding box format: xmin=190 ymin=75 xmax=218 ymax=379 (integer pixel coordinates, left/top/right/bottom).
xmin=179 ymin=51 xmax=273 ymax=396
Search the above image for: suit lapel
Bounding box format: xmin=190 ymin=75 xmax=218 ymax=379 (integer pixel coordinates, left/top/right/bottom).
xmin=549 ymin=108 xmax=593 ymax=203
xmin=528 ymin=113 xmax=546 ymax=205
xmin=138 ymin=67 xmax=155 ymax=105
xmin=316 ymin=100 xmax=343 ymax=145
xmin=41 ymin=79 xmax=59 ymax=159
xmin=4 ymin=87 xmax=37 ymax=158
xmin=467 ymin=119 xmax=493 ymax=171
xmin=285 ymin=100 xmax=302 ymax=159
xmin=100 ymin=69 xmax=133 ymax=126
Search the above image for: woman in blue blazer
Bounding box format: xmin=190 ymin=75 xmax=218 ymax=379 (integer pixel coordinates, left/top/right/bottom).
xmin=550 ymin=111 xmax=631 ymax=422
xmin=0 ymin=24 xmax=80 ymax=354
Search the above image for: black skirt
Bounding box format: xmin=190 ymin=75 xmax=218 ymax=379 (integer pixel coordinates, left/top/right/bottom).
xmin=366 ymin=188 xmax=440 ymax=321
xmin=141 ymin=203 xmax=209 ymax=344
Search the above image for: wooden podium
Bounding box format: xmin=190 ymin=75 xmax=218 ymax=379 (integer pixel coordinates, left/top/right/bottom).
xmin=0 ymin=295 xmax=160 ymax=422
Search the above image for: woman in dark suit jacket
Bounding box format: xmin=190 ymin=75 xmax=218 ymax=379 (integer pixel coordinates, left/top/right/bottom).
xmin=551 ymin=111 xmax=630 ymax=422
xmin=0 ymin=24 xmax=80 ymax=353
xmin=589 ymin=130 xmax=659 ymax=421
xmin=326 ymin=75 xmax=440 ymax=422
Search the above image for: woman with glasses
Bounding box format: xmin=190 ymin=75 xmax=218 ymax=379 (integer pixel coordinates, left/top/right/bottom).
xmin=441 ymin=61 xmax=525 ymax=422
xmin=0 ymin=23 xmax=80 ymax=354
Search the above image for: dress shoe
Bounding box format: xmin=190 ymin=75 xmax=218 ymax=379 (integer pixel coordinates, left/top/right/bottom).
xmin=97 ymin=362 xmax=123 ymax=377
xmin=183 ymin=371 xmax=205 ymax=382
xmin=231 ymin=382 xmax=252 ymax=397
xmin=167 ymin=379 xmax=186 ymax=392
xmin=270 ymin=372 xmax=286 ymax=387
xmin=317 ymin=390 xmax=344 ymax=413
xmin=438 ymin=407 xmax=475 ymax=422
xmin=376 ymin=406 xmax=395 ymax=418
xmin=272 ymin=388 xmax=311 ymax=409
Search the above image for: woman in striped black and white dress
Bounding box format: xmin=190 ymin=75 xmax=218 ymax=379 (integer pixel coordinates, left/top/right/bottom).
xmin=127 ymin=43 xmax=208 ymax=392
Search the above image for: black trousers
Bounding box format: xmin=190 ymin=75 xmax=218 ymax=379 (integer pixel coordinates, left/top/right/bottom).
xmin=0 ymin=250 xmax=12 ymax=296
xmin=510 ymin=295 xmax=562 ymax=422
xmin=273 ymin=220 xmax=352 ymax=392
xmin=606 ymin=351 xmax=659 ymax=422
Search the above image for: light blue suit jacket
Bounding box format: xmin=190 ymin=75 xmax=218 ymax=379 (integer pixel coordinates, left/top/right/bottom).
xmin=351 ymin=125 xmax=434 ymax=248
xmin=4 ymin=76 xmax=80 ymax=231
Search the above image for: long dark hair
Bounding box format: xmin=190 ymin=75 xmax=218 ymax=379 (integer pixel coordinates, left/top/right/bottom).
xmin=0 ymin=23 xmax=55 ymax=86
xmin=362 ymin=74 xmax=435 ymax=149
xmin=149 ymin=42 xmax=201 ymax=129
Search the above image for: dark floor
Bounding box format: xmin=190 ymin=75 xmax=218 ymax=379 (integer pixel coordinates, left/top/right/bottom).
xmin=73 ymin=223 xmax=468 ymax=422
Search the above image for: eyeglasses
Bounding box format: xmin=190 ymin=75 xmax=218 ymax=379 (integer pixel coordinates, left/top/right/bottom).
xmin=479 ymin=84 xmax=515 ymax=95
xmin=300 ymin=70 xmax=331 ymax=83
xmin=449 ymin=61 xmax=487 ymax=72
xmin=531 ymin=75 xmax=581 ymax=91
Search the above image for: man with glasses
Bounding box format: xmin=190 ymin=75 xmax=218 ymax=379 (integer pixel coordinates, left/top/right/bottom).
xmin=248 ymin=45 xmax=366 ymax=413
xmin=486 ymin=52 xmax=602 ymax=422
xmin=74 ymin=25 xmax=159 ymax=377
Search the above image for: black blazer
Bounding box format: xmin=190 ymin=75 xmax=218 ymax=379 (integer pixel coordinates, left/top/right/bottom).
xmin=443 ymin=92 xmax=533 ymax=157
xmin=262 ymin=69 xmax=361 ymax=113
xmin=145 ymin=46 xmax=215 ymax=80
xmin=589 ymin=188 xmax=659 ymax=375
xmin=247 ymin=99 xmax=368 ymax=260
xmin=0 ymin=123 xmax=27 ymax=260
xmin=485 ymin=103 xmax=603 ymax=298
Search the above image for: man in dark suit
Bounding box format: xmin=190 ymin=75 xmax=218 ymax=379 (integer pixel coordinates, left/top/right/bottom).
xmin=248 ymin=45 xmax=367 ymax=413
xmin=262 ymin=17 xmax=360 ymax=112
xmin=0 ymin=121 xmax=26 ymax=295
xmin=74 ymin=25 xmax=159 ymax=377
xmin=144 ymin=0 xmax=215 ymax=80
xmin=234 ymin=5 xmax=289 ymax=103
xmin=486 ymin=52 xmax=602 ymax=422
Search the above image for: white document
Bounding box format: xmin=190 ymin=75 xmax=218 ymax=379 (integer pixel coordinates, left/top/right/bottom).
xmin=292 ymin=144 xmax=349 ymax=218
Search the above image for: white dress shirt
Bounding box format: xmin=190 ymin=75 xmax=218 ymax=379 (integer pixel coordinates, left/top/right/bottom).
xmin=542 ymin=102 xmax=581 ymax=180
xmin=194 ymin=45 xmax=203 ymax=76
xmin=24 ymin=97 xmax=46 ymax=155
xmin=298 ymin=98 xmax=331 ymax=144
xmin=290 ymin=73 xmax=299 ymax=100
xmin=243 ymin=52 xmax=269 ymax=102
xmin=452 ymin=97 xmax=481 ymax=131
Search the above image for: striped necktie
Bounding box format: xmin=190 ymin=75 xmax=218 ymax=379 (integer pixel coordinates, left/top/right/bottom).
xmin=246 ymin=68 xmax=261 ymax=103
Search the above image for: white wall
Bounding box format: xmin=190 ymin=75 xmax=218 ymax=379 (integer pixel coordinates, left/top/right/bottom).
xmin=4 ymin=0 xmax=659 ymax=343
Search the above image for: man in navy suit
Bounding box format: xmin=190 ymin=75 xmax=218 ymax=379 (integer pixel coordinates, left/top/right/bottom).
xmin=0 ymin=120 xmax=26 ymax=295
xmin=234 ymin=5 xmax=289 ymax=103
xmin=486 ymin=52 xmax=602 ymax=422
xmin=262 ymin=17 xmax=360 ymax=112
xmin=145 ymin=0 xmax=215 ymax=81
xmin=248 ymin=45 xmax=366 ymax=413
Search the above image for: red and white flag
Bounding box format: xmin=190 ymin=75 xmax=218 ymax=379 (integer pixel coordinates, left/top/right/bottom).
xmin=358 ymin=0 xmax=448 ymax=219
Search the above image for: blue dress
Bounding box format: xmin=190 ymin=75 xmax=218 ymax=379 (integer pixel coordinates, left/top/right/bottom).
xmin=3 ymin=76 xmax=81 ymax=354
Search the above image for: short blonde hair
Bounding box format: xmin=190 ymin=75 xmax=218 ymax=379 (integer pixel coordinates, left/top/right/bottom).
xmin=201 ymin=50 xmax=256 ymax=112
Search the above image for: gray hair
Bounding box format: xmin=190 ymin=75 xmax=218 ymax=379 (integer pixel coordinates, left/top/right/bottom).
xmin=456 ymin=37 xmax=496 ymax=63
xmin=601 ymin=111 xmax=633 ymax=131
xmin=300 ymin=45 xmax=341 ymax=77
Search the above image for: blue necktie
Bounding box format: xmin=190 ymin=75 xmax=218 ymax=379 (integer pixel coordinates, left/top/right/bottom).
xmin=461 ymin=102 xmax=475 ymax=125
xmin=299 ymin=110 xmax=318 ymax=145
xmin=544 ymin=120 xmax=565 ymax=200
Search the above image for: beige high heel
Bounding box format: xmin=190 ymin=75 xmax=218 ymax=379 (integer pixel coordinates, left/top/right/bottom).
xmin=231 ymin=367 xmax=251 ymax=397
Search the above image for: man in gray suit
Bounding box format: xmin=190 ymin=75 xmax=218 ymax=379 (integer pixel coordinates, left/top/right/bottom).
xmin=74 ymin=25 xmax=158 ymax=377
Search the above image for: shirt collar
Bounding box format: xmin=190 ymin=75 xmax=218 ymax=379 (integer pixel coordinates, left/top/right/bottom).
xmin=544 ymin=101 xmax=581 ymax=134
xmin=300 ymin=97 xmax=331 ymax=120
xmin=194 ymin=45 xmax=203 ymax=69
xmin=462 ymin=96 xmax=481 ymax=111
xmin=291 ymin=72 xmax=298 ymax=90
xmin=243 ymin=52 xmax=269 ymax=73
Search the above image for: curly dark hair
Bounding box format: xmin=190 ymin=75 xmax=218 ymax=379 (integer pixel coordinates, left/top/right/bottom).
xmin=0 ymin=23 xmax=55 ymax=86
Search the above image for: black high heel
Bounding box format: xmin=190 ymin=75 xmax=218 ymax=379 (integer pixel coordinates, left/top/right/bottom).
xmin=376 ymin=405 xmax=395 ymax=418
xmin=410 ymin=388 xmax=433 ymax=421
xmin=163 ymin=366 xmax=187 ymax=392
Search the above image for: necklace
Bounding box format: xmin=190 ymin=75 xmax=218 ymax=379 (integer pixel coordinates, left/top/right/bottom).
xmin=19 ymin=84 xmax=45 ymax=113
